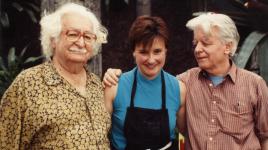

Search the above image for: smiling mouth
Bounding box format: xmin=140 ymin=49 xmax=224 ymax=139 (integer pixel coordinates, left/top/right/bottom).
xmin=145 ymin=64 xmax=156 ymax=69
xmin=196 ymin=56 xmax=207 ymax=60
xmin=68 ymin=48 xmax=87 ymax=54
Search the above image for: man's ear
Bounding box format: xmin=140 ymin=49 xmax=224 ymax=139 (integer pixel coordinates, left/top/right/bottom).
xmin=224 ymin=41 xmax=233 ymax=55
xmin=51 ymin=37 xmax=56 ymax=49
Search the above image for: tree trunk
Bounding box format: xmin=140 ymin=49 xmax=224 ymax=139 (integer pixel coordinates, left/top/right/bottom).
xmin=41 ymin=0 xmax=103 ymax=77
xmin=0 ymin=0 xmax=3 ymax=56
xmin=0 ymin=26 xmax=2 ymax=56
xmin=136 ymin=0 xmax=151 ymax=16
xmin=84 ymin=0 xmax=102 ymax=77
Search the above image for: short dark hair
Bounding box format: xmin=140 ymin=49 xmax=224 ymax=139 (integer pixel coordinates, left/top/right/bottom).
xmin=128 ymin=16 xmax=169 ymax=51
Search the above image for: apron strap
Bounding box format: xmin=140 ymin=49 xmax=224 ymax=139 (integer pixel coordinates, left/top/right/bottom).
xmin=161 ymin=70 xmax=166 ymax=110
xmin=130 ymin=69 xmax=137 ymax=107
xmin=130 ymin=68 xmax=166 ymax=109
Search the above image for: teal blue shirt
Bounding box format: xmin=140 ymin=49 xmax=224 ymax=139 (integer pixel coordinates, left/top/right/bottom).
xmin=111 ymin=68 xmax=181 ymax=150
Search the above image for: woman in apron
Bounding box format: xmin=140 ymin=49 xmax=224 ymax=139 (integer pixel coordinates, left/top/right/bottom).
xmin=104 ymin=16 xmax=186 ymax=150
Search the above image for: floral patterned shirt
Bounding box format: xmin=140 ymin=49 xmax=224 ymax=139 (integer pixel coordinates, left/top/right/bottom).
xmin=0 ymin=61 xmax=111 ymax=150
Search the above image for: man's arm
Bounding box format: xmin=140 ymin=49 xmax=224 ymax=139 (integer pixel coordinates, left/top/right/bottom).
xmin=0 ymin=81 xmax=24 ymax=149
xmin=261 ymin=139 xmax=268 ymax=149
xmin=255 ymin=78 xmax=268 ymax=149
xmin=177 ymin=80 xmax=187 ymax=135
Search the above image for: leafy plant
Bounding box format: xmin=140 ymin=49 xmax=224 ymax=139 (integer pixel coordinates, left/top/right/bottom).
xmin=0 ymin=46 xmax=43 ymax=98
xmin=1 ymin=0 xmax=40 ymax=28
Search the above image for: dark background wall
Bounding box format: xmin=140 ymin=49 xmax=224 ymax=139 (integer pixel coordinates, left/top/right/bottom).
xmin=2 ymin=0 xmax=266 ymax=77
xmin=101 ymin=0 xmax=196 ymax=76
xmin=1 ymin=0 xmax=42 ymax=66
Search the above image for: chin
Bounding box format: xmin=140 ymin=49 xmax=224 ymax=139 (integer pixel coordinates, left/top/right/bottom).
xmin=198 ymin=63 xmax=211 ymax=70
xmin=68 ymin=54 xmax=91 ymax=61
xmin=67 ymin=58 xmax=89 ymax=64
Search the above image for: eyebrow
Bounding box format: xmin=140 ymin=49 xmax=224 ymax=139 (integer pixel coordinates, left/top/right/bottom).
xmin=64 ymin=28 xmax=92 ymax=33
xmin=198 ymin=35 xmax=212 ymax=42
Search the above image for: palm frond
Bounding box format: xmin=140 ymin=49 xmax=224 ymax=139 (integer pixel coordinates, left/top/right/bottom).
xmin=7 ymin=47 xmax=16 ymax=69
xmin=0 ymin=46 xmax=43 ymax=97
xmin=12 ymin=2 xmax=24 ymax=12
xmin=0 ymin=12 xmax=10 ymax=28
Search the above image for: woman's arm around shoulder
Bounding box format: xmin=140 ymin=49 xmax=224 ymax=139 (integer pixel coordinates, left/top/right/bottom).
xmin=177 ymin=80 xmax=187 ymax=135
xmin=104 ymin=83 xmax=118 ymax=114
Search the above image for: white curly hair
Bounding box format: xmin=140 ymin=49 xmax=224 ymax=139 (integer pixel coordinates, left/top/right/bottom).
xmin=40 ymin=2 xmax=108 ymax=60
xmin=186 ymin=13 xmax=240 ymax=56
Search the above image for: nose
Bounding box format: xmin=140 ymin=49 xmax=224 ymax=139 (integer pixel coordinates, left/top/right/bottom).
xmin=194 ymin=42 xmax=203 ymax=53
xmin=147 ymin=53 xmax=156 ymax=64
xmin=75 ymin=36 xmax=86 ymax=47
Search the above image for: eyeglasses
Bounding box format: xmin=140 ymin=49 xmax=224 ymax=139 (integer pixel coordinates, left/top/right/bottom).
xmin=64 ymin=29 xmax=97 ymax=45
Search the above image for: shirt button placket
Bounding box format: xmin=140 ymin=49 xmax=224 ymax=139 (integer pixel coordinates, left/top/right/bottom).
xmin=209 ymin=83 xmax=213 ymax=87
xmin=209 ymin=81 xmax=217 ymax=149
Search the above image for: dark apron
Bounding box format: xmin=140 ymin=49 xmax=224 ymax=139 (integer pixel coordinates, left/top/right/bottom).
xmin=122 ymin=69 xmax=177 ymax=150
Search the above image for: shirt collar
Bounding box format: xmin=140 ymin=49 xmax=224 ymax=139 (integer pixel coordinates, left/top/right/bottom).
xmin=227 ymin=61 xmax=237 ymax=83
xmin=198 ymin=60 xmax=237 ymax=84
xmin=42 ymin=61 xmax=98 ymax=86
xmin=43 ymin=61 xmax=63 ymax=86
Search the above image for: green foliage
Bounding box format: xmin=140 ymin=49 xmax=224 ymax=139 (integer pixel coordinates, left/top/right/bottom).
xmin=0 ymin=0 xmax=40 ymax=28
xmin=0 ymin=0 xmax=41 ymax=98
xmin=0 ymin=47 xmax=43 ymax=98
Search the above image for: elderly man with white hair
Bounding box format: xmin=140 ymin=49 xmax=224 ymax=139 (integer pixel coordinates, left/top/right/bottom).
xmin=0 ymin=3 xmax=110 ymax=150
xmin=178 ymin=13 xmax=268 ymax=150
xmin=103 ymin=13 xmax=268 ymax=150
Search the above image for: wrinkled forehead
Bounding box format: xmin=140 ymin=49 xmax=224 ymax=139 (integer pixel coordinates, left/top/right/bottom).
xmin=61 ymin=12 xmax=93 ymax=31
xmin=193 ymin=25 xmax=220 ymax=39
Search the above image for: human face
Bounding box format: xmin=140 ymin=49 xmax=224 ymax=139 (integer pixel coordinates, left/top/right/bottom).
xmin=133 ymin=37 xmax=167 ymax=80
xmin=52 ymin=13 xmax=95 ymax=65
xmin=193 ymin=27 xmax=231 ymax=74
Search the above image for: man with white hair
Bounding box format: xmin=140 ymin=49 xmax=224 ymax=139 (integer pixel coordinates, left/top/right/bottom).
xmin=178 ymin=13 xmax=268 ymax=150
xmin=103 ymin=13 xmax=268 ymax=150
xmin=0 ymin=3 xmax=110 ymax=149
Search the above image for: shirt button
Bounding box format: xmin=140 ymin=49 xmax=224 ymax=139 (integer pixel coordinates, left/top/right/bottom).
xmin=209 ymin=137 xmax=213 ymax=141
xmin=211 ymin=119 xmax=215 ymax=123
xmin=209 ymin=83 xmax=213 ymax=87
xmin=213 ymin=101 xmax=216 ymax=104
